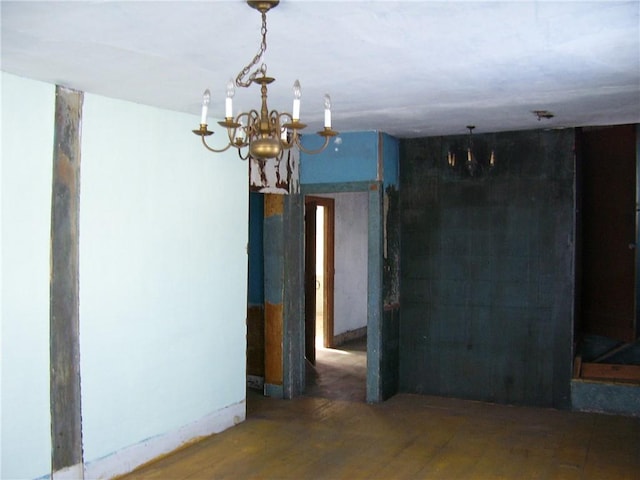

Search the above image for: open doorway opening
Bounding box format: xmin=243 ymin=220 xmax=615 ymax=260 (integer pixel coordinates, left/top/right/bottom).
xmin=304 ymin=196 xmax=334 ymax=365
xmin=304 ymin=193 xmax=368 ymax=401
xmin=315 ymin=204 xmax=326 ymax=349
xmin=574 ymin=124 xmax=640 ymax=384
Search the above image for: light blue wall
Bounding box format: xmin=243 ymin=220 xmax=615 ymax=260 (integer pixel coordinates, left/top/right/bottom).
xmin=332 ymin=192 xmax=368 ymax=336
xmin=300 ymin=131 xmax=379 ymax=184
xmin=79 ymin=93 xmax=248 ymax=463
xmin=1 ymin=72 xmax=249 ymax=478
xmin=1 ymin=73 xmax=54 ymax=480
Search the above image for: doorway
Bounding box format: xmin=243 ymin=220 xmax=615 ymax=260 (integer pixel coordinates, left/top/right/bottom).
xmin=304 ymin=192 xmax=370 ymax=401
xmin=575 ymin=124 xmax=640 ymax=383
xmin=577 ymin=125 xmax=638 ymax=342
xmin=304 ymin=196 xmax=335 ymax=364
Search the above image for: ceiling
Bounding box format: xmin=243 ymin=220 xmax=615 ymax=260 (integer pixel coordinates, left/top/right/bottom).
xmin=2 ymin=0 xmax=639 ymax=138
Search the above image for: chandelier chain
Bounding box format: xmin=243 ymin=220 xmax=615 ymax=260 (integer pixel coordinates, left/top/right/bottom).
xmin=236 ymin=11 xmax=268 ymax=88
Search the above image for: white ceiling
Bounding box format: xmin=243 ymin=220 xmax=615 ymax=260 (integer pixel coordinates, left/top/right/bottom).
xmin=2 ymin=0 xmax=639 ymax=137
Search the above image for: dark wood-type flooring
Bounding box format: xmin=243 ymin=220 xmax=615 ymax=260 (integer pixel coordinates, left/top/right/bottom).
xmin=119 ymin=337 xmax=640 ymax=479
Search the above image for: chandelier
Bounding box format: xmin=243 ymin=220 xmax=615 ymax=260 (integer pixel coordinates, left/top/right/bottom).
xmin=192 ymin=0 xmax=338 ymax=160
xmin=447 ymin=125 xmax=495 ymax=176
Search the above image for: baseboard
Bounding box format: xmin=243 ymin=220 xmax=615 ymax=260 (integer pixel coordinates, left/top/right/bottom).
xmin=571 ymin=379 xmax=640 ymax=417
xmin=84 ymin=399 xmax=246 ymax=479
xmin=333 ymin=326 xmax=367 ymax=347
xmin=264 ymin=383 xmax=283 ymax=399
xmin=247 ymin=374 xmax=264 ymax=390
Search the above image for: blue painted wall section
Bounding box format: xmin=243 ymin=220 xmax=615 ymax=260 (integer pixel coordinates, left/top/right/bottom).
xmin=300 ymin=131 xmax=379 ymax=184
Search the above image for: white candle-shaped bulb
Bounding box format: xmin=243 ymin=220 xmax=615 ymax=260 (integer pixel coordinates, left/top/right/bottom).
xmin=324 ymin=94 xmax=332 ymax=128
xmin=201 ymin=89 xmax=210 ymax=125
xmin=236 ymin=118 xmax=245 ymax=143
xmin=292 ymin=79 xmax=301 ymax=121
xmin=225 ymin=79 xmax=235 ymax=118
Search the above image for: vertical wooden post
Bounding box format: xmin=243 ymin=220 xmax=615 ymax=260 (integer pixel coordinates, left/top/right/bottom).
xmin=366 ymin=182 xmax=384 ymax=404
xmin=282 ymin=193 xmax=305 ymax=398
xmin=50 ymin=85 xmax=84 ymax=478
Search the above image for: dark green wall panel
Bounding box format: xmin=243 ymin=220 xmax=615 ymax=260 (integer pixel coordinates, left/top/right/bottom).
xmin=399 ymin=129 xmax=575 ymax=408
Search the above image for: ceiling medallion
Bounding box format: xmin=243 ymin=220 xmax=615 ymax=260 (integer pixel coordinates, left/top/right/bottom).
xmin=532 ymin=110 xmax=555 ymax=121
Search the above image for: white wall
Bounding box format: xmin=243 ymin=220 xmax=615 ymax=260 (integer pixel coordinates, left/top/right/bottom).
xmin=1 ymin=72 xmax=249 ymax=479
xmin=333 ymin=192 xmax=368 ymax=336
xmin=1 ymin=73 xmax=55 ymax=479
xmin=79 ymin=94 xmax=248 ymax=473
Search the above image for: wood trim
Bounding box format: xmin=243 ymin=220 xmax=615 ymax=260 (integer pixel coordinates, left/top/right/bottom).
xmin=580 ymin=362 xmax=640 ymax=384
xmin=304 ymin=196 xmax=335 ymax=349
xmin=573 ymin=355 xmax=582 ymax=378
xmin=303 ymin=202 xmax=317 ymax=364
xmin=323 ymin=198 xmax=335 ymax=348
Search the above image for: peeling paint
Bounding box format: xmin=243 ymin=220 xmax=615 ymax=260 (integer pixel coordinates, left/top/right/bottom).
xmin=249 ymin=148 xmax=299 ymax=194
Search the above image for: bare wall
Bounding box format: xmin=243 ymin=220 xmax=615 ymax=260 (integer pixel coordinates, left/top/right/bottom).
xmin=399 ymin=129 xmax=575 ymax=408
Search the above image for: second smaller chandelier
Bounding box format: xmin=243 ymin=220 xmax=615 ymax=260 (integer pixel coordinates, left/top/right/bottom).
xmin=447 ymin=125 xmax=495 ymax=176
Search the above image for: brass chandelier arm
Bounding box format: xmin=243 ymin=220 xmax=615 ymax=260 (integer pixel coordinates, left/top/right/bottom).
xmin=237 ymin=148 xmax=251 ymax=161
xmin=295 ymin=135 xmax=331 ymax=155
xmin=199 ymin=134 xmax=234 ymax=153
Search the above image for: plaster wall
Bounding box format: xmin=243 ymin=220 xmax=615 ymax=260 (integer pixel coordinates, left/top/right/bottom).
xmin=79 ymin=93 xmax=248 ymax=467
xmin=300 ymin=131 xmax=379 ymax=184
xmin=1 ymin=72 xmax=249 ymax=479
xmin=1 ymin=73 xmax=54 ymax=480
xmin=332 ymin=192 xmax=368 ymax=337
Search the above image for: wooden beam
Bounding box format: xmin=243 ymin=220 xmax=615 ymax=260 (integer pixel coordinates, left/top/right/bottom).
xmin=50 ymin=85 xmax=84 ymax=476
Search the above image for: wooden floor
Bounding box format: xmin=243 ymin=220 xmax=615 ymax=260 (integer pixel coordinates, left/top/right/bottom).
xmin=120 ymin=340 xmax=640 ymax=479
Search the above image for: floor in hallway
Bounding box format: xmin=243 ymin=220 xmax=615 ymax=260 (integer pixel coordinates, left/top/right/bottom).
xmin=119 ymin=339 xmax=640 ymax=479
xmin=305 ymin=336 xmax=367 ymax=402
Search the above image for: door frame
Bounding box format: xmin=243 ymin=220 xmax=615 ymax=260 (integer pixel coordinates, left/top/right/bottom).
xmin=305 ymin=195 xmax=335 ymax=353
xmin=299 ymin=181 xmax=384 ymax=403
